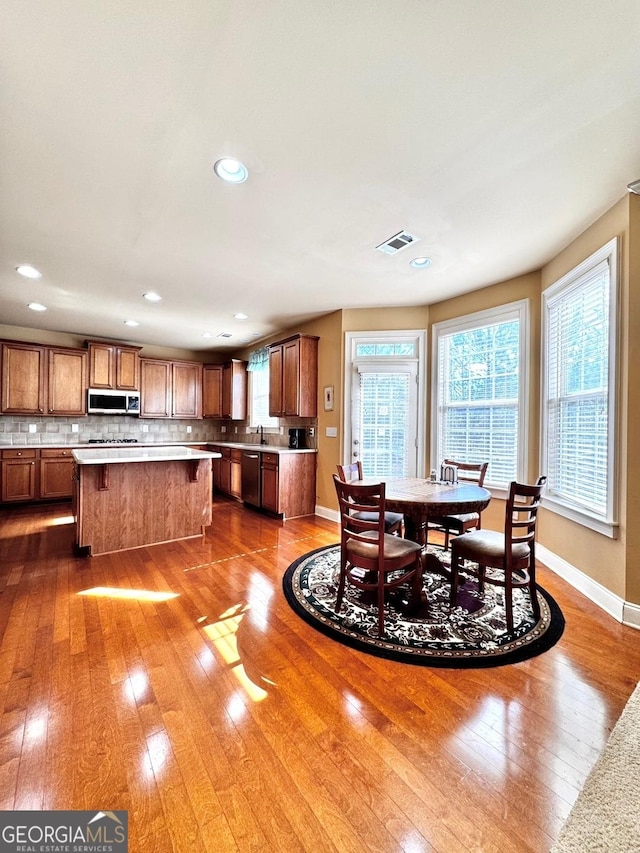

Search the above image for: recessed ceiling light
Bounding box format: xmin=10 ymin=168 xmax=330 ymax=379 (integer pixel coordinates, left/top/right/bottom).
xmin=124 ymin=320 xmax=140 ymax=327
xmin=17 ymin=264 xmax=42 ymax=279
xmin=213 ymin=158 xmax=248 ymax=184
xmin=143 ymin=291 xmax=162 ymax=302
xmin=202 ymin=333 xmax=214 ymax=339
xmin=251 ymin=332 xmax=261 ymax=337
xmin=409 ymin=257 xmax=432 ymax=269
xmin=27 ymin=302 xmax=47 ymax=312
xmin=233 ymin=313 xmax=249 ymax=320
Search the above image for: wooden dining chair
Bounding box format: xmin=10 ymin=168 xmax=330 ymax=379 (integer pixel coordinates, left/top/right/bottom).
xmin=449 ymin=476 xmax=546 ymax=633
xmin=336 ymin=462 xmax=405 ymax=537
xmin=427 ymin=460 xmax=488 ymax=549
xmin=333 ymin=475 xmax=423 ymax=638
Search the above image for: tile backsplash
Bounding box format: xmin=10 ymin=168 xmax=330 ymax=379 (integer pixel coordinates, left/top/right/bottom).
xmin=0 ymin=415 xmax=318 ymax=449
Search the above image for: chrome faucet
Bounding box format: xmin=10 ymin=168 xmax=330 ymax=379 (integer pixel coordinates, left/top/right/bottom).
xmin=257 ymin=424 xmax=266 ymax=445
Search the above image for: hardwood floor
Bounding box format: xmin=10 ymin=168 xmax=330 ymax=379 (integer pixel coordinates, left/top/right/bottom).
xmin=1 ymin=498 xmax=640 ymax=852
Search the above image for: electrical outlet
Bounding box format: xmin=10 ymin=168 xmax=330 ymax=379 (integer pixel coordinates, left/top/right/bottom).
xmin=308 ymin=427 xmax=315 ymax=437
xmin=28 ymin=424 xmax=37 ymax=433
xmin=71 ymin=423 xmax=79 ymax=433
xmin=221 ymin=425 xmax=226 ymax=433
xmin=186 ymin=425 xmax=192 ymax=433
xmin=141 ymin=424 xmax=149 ymax=433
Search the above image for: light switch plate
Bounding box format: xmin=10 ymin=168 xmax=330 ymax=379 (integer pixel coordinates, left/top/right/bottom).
xmin=71 ymin=423 xmax=79 ymax=433
xmin=326 ymin=426 xmax=337 ymax=437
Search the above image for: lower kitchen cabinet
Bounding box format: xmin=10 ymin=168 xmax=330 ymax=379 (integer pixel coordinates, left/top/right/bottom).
xmin=214 ymin=446 xmax=242 ymax=500
xmin=1 ymin=448 xmax=74 ymax=502
xmin=39 ymin=449 xmax=74 ymax=499
xmin=261 ymin=451 xmax=316 ymax=519
xmin=1 ymin=449 xmax=38 ymax=502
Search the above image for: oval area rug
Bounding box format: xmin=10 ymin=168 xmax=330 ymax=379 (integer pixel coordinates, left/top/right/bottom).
xmin=283 ymin=544 xmax=565 ymax=668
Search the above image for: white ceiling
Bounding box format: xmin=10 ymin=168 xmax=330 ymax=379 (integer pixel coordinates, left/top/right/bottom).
xmin=2 ymin=1 xmax=640 ymax=352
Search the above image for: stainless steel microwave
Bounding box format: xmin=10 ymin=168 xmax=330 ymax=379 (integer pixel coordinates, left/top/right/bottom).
xmin=87 ymin=389 xmax=140 ymax=415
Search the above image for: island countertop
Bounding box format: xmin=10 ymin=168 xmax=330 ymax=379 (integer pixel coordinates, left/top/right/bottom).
xmin=72 ymin=445 xmax=222 ymax=465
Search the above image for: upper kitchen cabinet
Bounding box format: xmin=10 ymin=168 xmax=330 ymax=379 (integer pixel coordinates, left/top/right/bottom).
xmin=173 ymin=360 xmax=202 ymax=419
xmin=268 ymin=334 xmax=319 ymax=418
xmin=203 ymin=360 xmax=247 ymax=419
xmin=139 ymin=358 xmax=202 ymax=419
xmin=1 ymin=341 xmax=87 ymax=416
xmin=86 ymin=340 xmax=142 ymax=391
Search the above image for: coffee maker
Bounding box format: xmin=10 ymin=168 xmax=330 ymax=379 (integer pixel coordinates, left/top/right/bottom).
xmin=288 ymin=428 xmax=306 ymax=449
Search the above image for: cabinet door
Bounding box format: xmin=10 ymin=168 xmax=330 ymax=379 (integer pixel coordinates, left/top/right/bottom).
xmin=222 ymin=360 xmax=247 ymax=420
xmin=1 ymin=343 xmax=46 ymax=414
xmin=283 ymin=339 xmax=301 ymax=416
xmin=172 ymin=362 xmax=202 ymax=419
xmin=230 ymin=454 xmax=242 ymax=499
xmin=40 ymin=449 xmax=74 ymax=498
xmin=88 ymin=342 xmax=115 ymax=388
xmin=1 ymin=451 xmax=38 ymax=502
xmin=140 ymin=359 xmax=172 ymax=418
xmin=268 ymin=345 xmax=284 ymax=417
xmin=219 ymin=454 xmax=232 ymax=495
xmin=48 ymin=348 xmax=87 ymax=415
xmin=115 ymin=347 xmax=140 ymax=390
xmin=203 ymin=365 xmax=223 ymax=418
xmin=261 ymin=459 xmax=279 ymax=513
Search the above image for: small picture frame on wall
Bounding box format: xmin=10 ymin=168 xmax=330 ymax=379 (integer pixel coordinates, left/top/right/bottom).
xmin=324 ymin=385 xmax=334 ymax=411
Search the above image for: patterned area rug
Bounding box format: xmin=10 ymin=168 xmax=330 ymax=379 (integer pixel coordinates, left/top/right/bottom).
xmin=283 ymin=544 xmax=565 ymax=668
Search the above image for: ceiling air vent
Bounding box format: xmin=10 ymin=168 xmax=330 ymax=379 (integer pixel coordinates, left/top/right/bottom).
xmin=217 ymin=332 xmax=232 ymax=338
xmin=376 ymin=230 xmax=420 ymax=255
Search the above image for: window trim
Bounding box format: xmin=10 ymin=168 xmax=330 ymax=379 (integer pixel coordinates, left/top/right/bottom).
xmin=430 ymin=299 xmax=530 ymax=491
xmin=343 ymin=330 xmax=426 ymax=476
xmin=540 ymin=236 xmax=620 ymax=538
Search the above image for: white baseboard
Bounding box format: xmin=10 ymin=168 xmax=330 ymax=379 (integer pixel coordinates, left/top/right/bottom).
xmin=536 ymin=544 xmax=640 ymax=628
xmin=315 ymin=504 xmax=339 ymax=524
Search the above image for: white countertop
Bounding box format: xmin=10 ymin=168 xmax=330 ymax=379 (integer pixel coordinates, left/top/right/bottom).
xmin=72 ymin=445 xmax=222 ymax=465
xmin=209 ymin=442 xmax=317 ymax=454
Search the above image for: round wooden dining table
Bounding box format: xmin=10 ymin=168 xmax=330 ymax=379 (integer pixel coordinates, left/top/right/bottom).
xmin=357 ymin=476 xmax=492 ymax=577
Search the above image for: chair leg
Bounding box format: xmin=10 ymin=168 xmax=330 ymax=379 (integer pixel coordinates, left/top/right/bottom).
xmin=450 ymin=552 xmax=460 ymax=607
xmin=377 ymin=574 xmax=386 ymax=638
xmin=505 ymin=571 xmax=514 ymax=634
xmin=335 ymin=551 xmax=347 ymax=613
xmin=529 ymin=565 xmax=540 ymax=622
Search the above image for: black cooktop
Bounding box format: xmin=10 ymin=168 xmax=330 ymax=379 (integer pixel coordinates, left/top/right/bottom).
xmin=87 ymin=438 xmax=139 ymax=444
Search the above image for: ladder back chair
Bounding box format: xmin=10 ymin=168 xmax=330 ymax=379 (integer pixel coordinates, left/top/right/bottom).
xmin=449 ymin=476 xmax=546 ymax=634
xmin=428 ymin=460 xmax=489 ymax=549
xmin=336 ymin=461 xmax=405 ymax=537
xmin=333 ymin=475 xmax=423 ymax=638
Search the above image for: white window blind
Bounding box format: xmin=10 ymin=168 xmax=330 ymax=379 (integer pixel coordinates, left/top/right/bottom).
xmin=433 ymin=302 xmax=528 ymax=488
xmin=542 ymin=240 xmax=617 ymax=532
xmin=358 ymin=369 xmax=411 ymax=477
xmin=249 ymin=369 xmax=277 ymax=429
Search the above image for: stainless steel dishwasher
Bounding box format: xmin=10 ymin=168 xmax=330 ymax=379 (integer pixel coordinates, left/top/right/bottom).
xmin=241 ymin=451 xmax=262 ymax=507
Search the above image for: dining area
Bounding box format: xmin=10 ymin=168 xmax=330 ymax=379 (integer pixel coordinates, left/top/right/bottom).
xmin=283 ymin=457 xmax=559 ymax=670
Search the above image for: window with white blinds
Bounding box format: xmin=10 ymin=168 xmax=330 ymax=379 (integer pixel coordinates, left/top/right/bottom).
xmin=432 ymin=301 xmax=529 ymax=488
xmin=541 ymin=238 xmax=618 ymax=535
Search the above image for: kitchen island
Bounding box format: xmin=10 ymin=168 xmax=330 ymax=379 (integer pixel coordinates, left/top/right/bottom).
xmin=72 ymin=445 xmax=221 ymax=556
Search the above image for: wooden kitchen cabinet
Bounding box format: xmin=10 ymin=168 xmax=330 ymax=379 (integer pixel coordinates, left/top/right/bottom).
xmin=203 ymin=360 xmax=247 ymax=419
xmin=268 ymin=334 xmax=318 ymax=417
xmin=86 ymin=340 xmax=141 ymax=390
xmin=39 ymin=448 xmax=74 ymax=498
xmin=140 ymin=359 xmax=172 ymax=418
xmin=140 ymin=358 xmax=202 ymax=419
xmin=1 ymin=447 xmax=75 ymax=502
xmin=260 ymin=451 xmax=316 ymax=518
xmin=229 ymin=448 xmax=242 ymax=498
xmin=1 ymin=449 xmax=38 ymax=502
xmin=1 ymin=341 xmax=87 ymax=416
xmin=172 ymin=361 xmax=202 ymax=419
